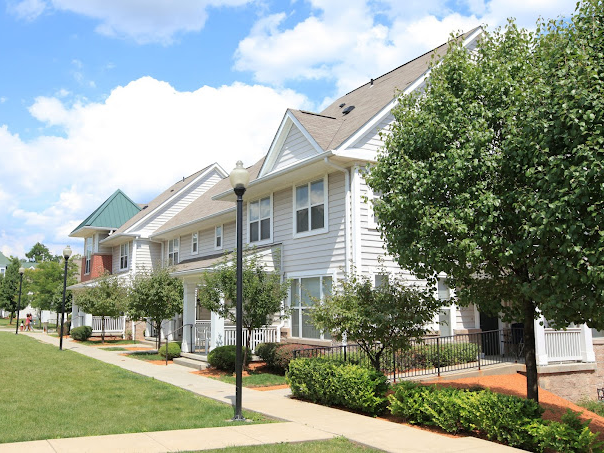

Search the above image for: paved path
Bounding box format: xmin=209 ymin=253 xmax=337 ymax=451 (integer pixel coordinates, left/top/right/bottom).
xmin=0 ymin=331 xmax=522 ymax=453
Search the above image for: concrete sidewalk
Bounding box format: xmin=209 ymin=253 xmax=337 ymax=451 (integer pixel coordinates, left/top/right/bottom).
xmin=0 ymin=332 xmax=522 ymax=453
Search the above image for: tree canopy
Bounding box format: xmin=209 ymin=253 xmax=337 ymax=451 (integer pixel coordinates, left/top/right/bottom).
xmin=0 ymin=257 xmax=24 ymax=322
xmin=24 ymin=260 xmax=78 ymax=312
xmin=366 ymin=1 xmax=604 ymax=401
xmin=25 ymin=242 xmax=57 ymax=262
xmin=128 ymin=267 xmax=183 ymax=349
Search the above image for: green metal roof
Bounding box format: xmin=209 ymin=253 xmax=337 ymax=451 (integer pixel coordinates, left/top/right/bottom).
xmin=0 ymin=251 xmax=11 ymax=267
xmin=70 ymin=189 xmax=141 ymax=236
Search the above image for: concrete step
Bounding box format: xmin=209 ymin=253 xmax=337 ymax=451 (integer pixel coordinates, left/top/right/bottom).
xmin=173 ymin=356 xmax=209 ymax=371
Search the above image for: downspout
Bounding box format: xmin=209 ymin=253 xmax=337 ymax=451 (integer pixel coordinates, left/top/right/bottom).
xmin=324 ymin=157 xmax=351 ymax=275
xmin=277 ymin=244 xmax=285 ymax=342
xmin=351 ymin=164 xmax=362 ymax=272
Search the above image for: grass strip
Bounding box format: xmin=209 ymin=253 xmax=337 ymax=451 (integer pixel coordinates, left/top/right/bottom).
xmin=195 ymin=437 xmax=383 ymax=452
xmin=0 ymin=333 xmax=271 ymax=443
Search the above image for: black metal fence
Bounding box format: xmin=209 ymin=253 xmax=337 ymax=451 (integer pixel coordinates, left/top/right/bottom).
xmin=292 ymin=328 xmax=524 ymax=382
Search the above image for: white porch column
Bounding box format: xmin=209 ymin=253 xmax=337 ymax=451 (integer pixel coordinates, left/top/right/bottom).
xmin=580 ymin=323 xmax=596 ymax=362
xmin=71 ymin=304 xmax=80 ymax=328
xmin=534 ymin=315 xmax=549 ymax=366
xmin=473 ymin=304 xmax=481 ymax=329
xmin=181 ymin=281 xmax=197 ymax=353
xmin=84 ymin=312 xmax=93 ymax=327
xmin=210 ymin=299 xmax=225 ymax=351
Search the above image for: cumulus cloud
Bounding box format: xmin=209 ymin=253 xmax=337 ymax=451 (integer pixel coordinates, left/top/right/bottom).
xmin=235 ymin=0 xmax=577 ymax=94
xmin=7 ymin=0 xmax=46 ymax=21
xmin=0 ymin=78 xmax=309 ymax=255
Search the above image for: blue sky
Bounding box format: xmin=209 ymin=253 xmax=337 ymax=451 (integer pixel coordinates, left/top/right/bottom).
xmin=0 ymin=0 xmax=576 ymax=258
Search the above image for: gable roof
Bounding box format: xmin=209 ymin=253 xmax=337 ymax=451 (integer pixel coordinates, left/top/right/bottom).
xmin=0 ymin=251 xmax=11 ymax=267
xmin=70 ymin=189 xmax=141 ymax=238
xmin=150 ymin=159 xmax=264 ymax=239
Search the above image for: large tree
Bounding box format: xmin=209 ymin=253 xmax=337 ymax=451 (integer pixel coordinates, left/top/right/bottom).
xmin=24 ymin=260 xmax=78 ymax=314
xmin=128 ymin=267 xmax=183 ymax=349
xmin=310 ymin=270 xmax=442 ymax=372
xmin=75 ymin=273 xmax=128 ymax=343
xmin=25 ymin=242 xmax=57 ymax=263
xmin=198 ymin=252 xmax=289 ymax=365
xmin=366 ymin=1 xmax=604 ymax=402
xmin=0 ymin=258 xmax=24 ymax=323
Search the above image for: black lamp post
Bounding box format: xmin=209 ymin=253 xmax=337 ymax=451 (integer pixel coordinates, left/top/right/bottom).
xmin=59 ymin=245 xmax=72 ymax=351
xmin=229 ymin=160 xmax=250 ymax=421
xmin=14 ymin=267 xmax=24 ymax=335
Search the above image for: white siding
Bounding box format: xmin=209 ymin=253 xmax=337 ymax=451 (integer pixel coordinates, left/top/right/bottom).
xmin=132 ymin=169 xmax=223 ymax=237
xmin=112 ymin=241 xmax=133 ymax=275
xmin=271 ymin=125 xmax=318 ymax=173
xmin=97 ymin=233 xmax=112 ymax=254
xmin=349 ymin=113 xmax=393 ymax=154
xmin=456 ymin=305 xmax=476 ymax=330
xmin=134 ymin=239 xmax=161 ymax=272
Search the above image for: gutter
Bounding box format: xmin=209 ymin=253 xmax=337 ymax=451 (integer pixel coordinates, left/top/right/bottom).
xmin=149 ymin=207 xmax=236 ymax=240
xmin=323 ymin=157 xmax=351 ymax=275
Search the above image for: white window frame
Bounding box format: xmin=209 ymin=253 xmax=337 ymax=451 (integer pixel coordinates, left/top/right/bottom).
xmin=119 ymin=242 xmax=129 ymax=270
xmin=168 ymin=238 xmax=180 ymax=266
xmin=214 ymin=224 xmax=223 ymax=250
xmin=292 ymin=176 xmax=329 ymax=238
xmin=191 ymin=232 xmax=198 ymax=254
xmin=367 ymin=187 xmax=381 ymax=229
xmin=247 ymin=194 xmax=273 ymax=245
xmin=288 ymin=271 xmax=335 ymax=340
xmin=85 ymin=237 xmax=92 ymax=275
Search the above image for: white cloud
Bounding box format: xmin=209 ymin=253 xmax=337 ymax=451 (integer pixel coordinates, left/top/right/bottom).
xmin=47 ymin=0 xmax=252 ymax=44
xmin=7 ymin=0 xmax=47 ymax=21
xmin=235 ymin=0 xmax=577 ymax=94
xmin=1 ymin=78 xmax=310 ymax=255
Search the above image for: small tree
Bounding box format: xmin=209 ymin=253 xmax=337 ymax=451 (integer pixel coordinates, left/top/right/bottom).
xmin=310 ymin=270 xmax=442 ymax=372
xmin=198 ymin=251 xmax=289 ymax=366
xmin=128 ymin=267 xmax=183 ymax=349
xmin=0 ymin=257 xmax=23 ymax=323
xmin=75 ymin=273 xmax=127 ymax=343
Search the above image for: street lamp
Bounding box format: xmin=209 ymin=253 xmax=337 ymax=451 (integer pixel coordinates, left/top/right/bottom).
xmin=14 ymin=267 xmax=24 ymax=335
xmin=229 ymin=160 xmax=249 ymax=421
xmin=59 ymin=245 xmax=72 ymax=351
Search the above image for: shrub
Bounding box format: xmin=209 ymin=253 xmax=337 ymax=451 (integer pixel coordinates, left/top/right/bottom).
xmin=577 ymin=398 xmax=604 ymax=417
xmin=526 ymin=410 xmax=603 ymax=453
xmin=57 ymin=321 xmax=71 ymax=336
xmin=158 ymin=342 xmax=181 ymax=360
xmin=287 ymin=358 xmax=389 ymax=416
xmin=207 ymin=345 xmax=251 ymax=373
xmin=70 ymin=326 xmax=93 ymax=341
xmin=256 ymin=343 xmax=316 ymax=374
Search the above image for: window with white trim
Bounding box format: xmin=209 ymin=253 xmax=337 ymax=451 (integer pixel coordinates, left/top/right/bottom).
xmin=85 ymin=237 xmax=92 ymax=274
xmin=191 ymin=232 xmax=198 ymax=254
xmin=168 ymin=238 xmax=179 ymax=266
xmin=374 ymin=273 xmax=388 ymax=288
xmin=290 ymin=275 xmax=332 ymax=340
xmin=248 ymin=196 xmax=271 ymax=243
xmin=367 ymin=188 xmax=382 ymax=229
xmin=119 ymin=242 xmax=129 ymax=270
xmin=294 ymin=178 xmax=327 ymax=235
xmin=215 ymin=225 xmax=223 ymax=250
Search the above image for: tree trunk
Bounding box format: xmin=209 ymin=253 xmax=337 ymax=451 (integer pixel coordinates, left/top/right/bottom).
xmin=9 ymin=312 xmax=14 ymax=324
xmin=244 ymin=329 xmax=252 ymax=369
xmin=523 ymin=297 xmax=539 ymax=402
xmin=101 ymin=316 xmax=106 ymax=344
xmin=156 ymin=321 xmax=161 ymax=351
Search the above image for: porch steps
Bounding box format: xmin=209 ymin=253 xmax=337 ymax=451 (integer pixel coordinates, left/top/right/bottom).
xmin=173 ymin=356 xmax=209 ymax=371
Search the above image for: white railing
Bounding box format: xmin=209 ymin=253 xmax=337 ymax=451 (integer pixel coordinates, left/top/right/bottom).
xmin=91 ymin=316 xmax=126 ymax=335
xmin=224 ymin=325 xmax=280 ymax=353
xmin=195 ymin=321 xmax=211 ymax=353
xmin=544 ymin=328 xmax=582 ymax=362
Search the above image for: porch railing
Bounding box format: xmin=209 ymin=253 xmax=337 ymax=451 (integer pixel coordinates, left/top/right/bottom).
xmin=545 ymin=328 xmax=582 ymax=362
xmin=293 ymin=328 xmax=525 ymax=382
xmin=224 ymin=325 xmax=280 ymax=353
xmin=195 ymin=321 xmax=211 ymax=353
xmin=91 ymin=316 xmax=126 ymax=336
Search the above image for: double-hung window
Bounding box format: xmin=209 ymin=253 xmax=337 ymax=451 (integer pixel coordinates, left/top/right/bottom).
xmin=85 ymin=237 xmax=92 ymax=274
xmin=215 ymin=225 xmax=223 ymax=250
xmin=290 ymin=275 xmax=332 ymax=340
xmin=191 ymin=232 xmax=198 ymax=254
xmin=168 ymin=238 xmax=179 ymax=265
xmin=119 ymin=242 xmax=129 ymax=270
xmin=249 ymin=196 xmax=271 ymax=243
xmin=294 ymin=178 xmax=327 ymax=235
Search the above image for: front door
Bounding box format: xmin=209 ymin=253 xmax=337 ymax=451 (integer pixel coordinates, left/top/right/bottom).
xmin=480 ymin=313 xmax=500 ymax=355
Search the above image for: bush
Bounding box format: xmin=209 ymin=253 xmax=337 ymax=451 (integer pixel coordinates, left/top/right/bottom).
xmin=207 ymin=345 xmax=251 ymax=372
xmin=158 ymin=342 xmax=181 ymax=360
xmin=287 ymin=358 xmax=389 ymax=416
xmin=526 ymin=410 xmax=603 ymax=453
xmin=57 ymin=321 xmax=71 ymax=336
xmin=255 ymin=342 xmax=316 ymax=374
xmin=397 ymin=342 xmax=480 ymax=371
xmin=70 ymin=326 xmax=93 ymax=341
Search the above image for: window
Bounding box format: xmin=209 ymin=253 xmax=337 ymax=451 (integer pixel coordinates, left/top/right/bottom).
xmin=191 ymin=232 xmax=198 ymax=254
xmin=367 ymin=188 xmax=382 ymax=229
xmin=249 ymin=196 xmax=271 ymax=243
xmin=374 ymin=273 xmax=388 ymax=288
xmin=119 ymin=242 xmax=129 ymax=270
xmin=168 ymin=238 xmax=179 ymax=266
xmin=215 ymin=225 xmax=223 ymax=250
xmin=85 ymin=237 xmax=92 ymax=274
xmin=294 ymin=178 xmax=327 ymax=235
xmin=290 ymin=275 xmax=332 ymax=340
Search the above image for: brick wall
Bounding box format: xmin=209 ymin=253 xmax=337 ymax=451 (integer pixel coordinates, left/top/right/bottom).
xmin=80 ymin=254 xmax=112 ymax=282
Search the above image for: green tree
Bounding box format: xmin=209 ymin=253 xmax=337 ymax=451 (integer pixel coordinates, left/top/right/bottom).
xmin=75 ymin=273 xmax=128 ymax=343
xmin=0 ymin=258 xmax=24 ymax=323
xmin=128 ymin=267 xmax=183 ymax=349
xmin=310 ymin=270 xmax=442 ymax=372
xmin=25 ymin=242 xmax=57 ymax=262
xmin=366 ymin=1 xmax=604 ymax=401
xmin=24 ymin=260 xmax=78 ymax=313
xmin=198 ymin=251 xmax=289 ymax=365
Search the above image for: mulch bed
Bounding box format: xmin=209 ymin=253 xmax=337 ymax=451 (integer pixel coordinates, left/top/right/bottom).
xmin=192 ymin=361 xmax=289 ymax=391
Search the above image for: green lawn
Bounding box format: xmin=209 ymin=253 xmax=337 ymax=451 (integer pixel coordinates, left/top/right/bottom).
xmin=215 ymin=372 xmax=287 ymax=388
xmin=77 ymin=339 xmax=139 ymax=345
xmin=0 ymin=333 xmax=271 ymax=443
xmin=196 ymin=438 xmax=383 ymax=452
xmin=128 ymin=352 xmax=166 ymax=361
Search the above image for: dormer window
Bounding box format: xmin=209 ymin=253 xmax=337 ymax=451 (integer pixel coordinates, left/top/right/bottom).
xmin=248 ymin=196 xmax=271 ymax=243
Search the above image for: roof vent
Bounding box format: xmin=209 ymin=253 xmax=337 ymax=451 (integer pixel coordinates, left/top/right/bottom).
xmin=339 ymin=103 xmax=346 ymax=108
xmin=370 ymin=78 xmax=374 ymax=86
xmin=342 ymin=105 xmax=355 ymax=115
